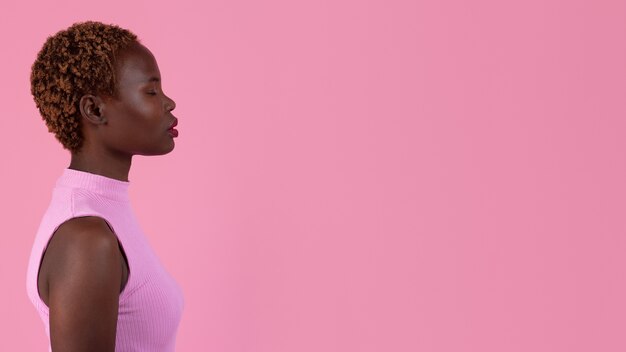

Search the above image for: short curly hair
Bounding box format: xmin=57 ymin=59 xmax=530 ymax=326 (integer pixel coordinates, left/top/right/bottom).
xmin=30 ymin=21 xmax=138 ymax=153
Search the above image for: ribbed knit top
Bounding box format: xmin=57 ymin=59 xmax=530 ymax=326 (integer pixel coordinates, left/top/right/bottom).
xmin=26 ymin=168 xmax=184 ymax=351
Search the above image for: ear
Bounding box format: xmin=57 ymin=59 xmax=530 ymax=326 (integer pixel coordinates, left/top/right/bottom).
xmin=79 ymin=94 xmax=107 ymax=125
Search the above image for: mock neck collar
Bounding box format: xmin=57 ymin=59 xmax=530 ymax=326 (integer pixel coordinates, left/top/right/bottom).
xmin=56 ymin=168 xmax=130 ymax=202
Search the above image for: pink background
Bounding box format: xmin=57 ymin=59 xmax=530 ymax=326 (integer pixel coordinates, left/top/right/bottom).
xmin=1 ymin=0 xmax=626 ymax=351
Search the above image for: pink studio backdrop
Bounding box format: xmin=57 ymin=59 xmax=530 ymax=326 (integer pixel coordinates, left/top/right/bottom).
xmin=1 ymin=0 xmax=625 ymax=351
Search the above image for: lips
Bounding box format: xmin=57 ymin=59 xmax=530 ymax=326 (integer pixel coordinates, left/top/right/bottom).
xmin=168 ymin=118 xmax=179 ymax=138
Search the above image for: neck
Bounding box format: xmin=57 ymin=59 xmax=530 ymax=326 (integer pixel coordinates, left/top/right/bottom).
xmin=69 ymin=148 xmax=133 ymax=182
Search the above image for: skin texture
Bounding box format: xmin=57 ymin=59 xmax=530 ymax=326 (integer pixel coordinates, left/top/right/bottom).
xmin=37 ymin=41 xmax=177 ymax=351
xmin=38 ymin=217 xmax=128 ymax=351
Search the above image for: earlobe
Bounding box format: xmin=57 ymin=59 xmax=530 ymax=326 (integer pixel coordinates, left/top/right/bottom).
xmin=79 ymin=95 xmax=107 ymax=125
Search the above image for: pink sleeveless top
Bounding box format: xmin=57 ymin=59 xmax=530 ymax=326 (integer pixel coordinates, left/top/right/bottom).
xmin=26 ymin=168 xmax=184 ymax=351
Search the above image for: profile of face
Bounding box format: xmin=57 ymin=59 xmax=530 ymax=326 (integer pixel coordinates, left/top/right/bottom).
xmin=85 ymin=42 xmax=178 ymax=156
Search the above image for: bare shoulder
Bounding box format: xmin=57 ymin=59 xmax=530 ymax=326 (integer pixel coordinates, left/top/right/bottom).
xmin=40 ymin=216 xmax=123 ymax=350
xmin=51 ymin=216 xmax=117 ymax=247
xmin=45 ymin=216 xmax=121 ymax=277
xmin=39 ymin=216 xmax=123 ymax=306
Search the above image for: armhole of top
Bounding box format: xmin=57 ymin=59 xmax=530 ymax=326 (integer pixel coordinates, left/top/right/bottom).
xmin=36 ymin=215 xmax=132 ymax=308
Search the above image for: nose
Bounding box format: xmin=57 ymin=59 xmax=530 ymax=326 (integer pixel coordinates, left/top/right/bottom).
xmin=165 ymin=94 xmax=176 ymax=112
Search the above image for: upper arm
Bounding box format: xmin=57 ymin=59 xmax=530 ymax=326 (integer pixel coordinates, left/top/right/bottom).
xmin=44 ymin=216 xmax=123 ymax=352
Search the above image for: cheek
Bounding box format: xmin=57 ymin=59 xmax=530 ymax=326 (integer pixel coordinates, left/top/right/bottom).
xmin=118 ymin=87 xmax=152 ymax=110
xmin=120 ymin=99 xmax=159 ymax=126
xmin=125 ymin=94 xmax=154 ymax=116
xmin=107 ymin=94 xmax=163 ymax=137
xmin=139 ymin=100 xmax=163 ymax=123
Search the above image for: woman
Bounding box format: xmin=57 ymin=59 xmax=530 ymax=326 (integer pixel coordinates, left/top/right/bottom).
xmin=26 ymin=21 xmax=184 ymax=351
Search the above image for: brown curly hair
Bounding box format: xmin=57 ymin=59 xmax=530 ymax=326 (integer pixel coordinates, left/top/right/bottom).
xmin=30 ymin=21 xmax=138 ymax=153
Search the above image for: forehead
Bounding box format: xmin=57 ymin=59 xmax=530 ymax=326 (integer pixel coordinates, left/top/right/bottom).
xmin=114 ymin=42 xmax=160 ymax=85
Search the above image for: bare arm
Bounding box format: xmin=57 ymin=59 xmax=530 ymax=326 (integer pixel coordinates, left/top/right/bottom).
xmin=40 ymin=217 xmax=123 ymax=352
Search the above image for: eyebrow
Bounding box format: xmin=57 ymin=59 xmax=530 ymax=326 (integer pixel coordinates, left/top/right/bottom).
xmin=148 ymin=77 xmax=161 ymax=83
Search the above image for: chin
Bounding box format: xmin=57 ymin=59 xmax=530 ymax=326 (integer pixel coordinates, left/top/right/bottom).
xmin=140 ymin=140 xmax=176 ymax=156
xmin=158 ymin=141 xmax=176 ymax=155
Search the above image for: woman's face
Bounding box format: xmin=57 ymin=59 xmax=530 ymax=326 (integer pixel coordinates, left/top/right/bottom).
xmin=101 ymin=42 xmax=178 ymax=156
